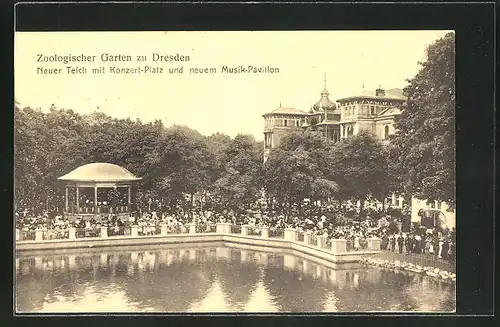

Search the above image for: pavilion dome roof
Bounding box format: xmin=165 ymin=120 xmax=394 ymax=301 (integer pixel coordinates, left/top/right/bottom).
xmin=313 ymin=93 xmax=337 ymax=111
xmin=312 ymin=75 xmax=337 ymax=111
xmin=58 ymin=162 xmax=142 ymax=182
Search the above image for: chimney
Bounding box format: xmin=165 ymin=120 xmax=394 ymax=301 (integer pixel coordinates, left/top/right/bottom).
xmin=375 ymin=87 xmax=385 ymax=97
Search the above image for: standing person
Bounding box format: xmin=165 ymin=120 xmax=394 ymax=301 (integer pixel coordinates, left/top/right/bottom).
xmin=428 ymin=238 xmax=434 ymax=255
xmin=390 ymin=235 xmax=396 ymax=252
xmin=354 ymin=233 xmax=360 ymax=251
xmin=433 ymin=236 xmax=440 ymax=257
xmin=421 ymin=234 xmax=427 ymax=254
xmin=405 ymin=234 xmax=412 ymax=254
xmin=437 ymin=238 xmax=444 ymax=259
xmin=397 ymin=234 xmax=404 ymax=254
xmin=441 ymin=238 xmax=450 ymax=261
xmin=414 ymin=234 xmax=422 ymax=254
xmin=382 ymin=234 xmax=389 ymax=250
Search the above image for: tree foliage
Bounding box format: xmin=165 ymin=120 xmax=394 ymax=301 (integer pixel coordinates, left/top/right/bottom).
xmin=14 ymin=106 xmax=264 ymax=216
xmin=211 ymin=134 xmax=263 ymax=218
xmin=390 ymin=32 xmax=455 ymax=205
xmin=330 ymin=130 xmax=391 ymax=209
xmin=264 ymin=131 xmax=338 ymax=219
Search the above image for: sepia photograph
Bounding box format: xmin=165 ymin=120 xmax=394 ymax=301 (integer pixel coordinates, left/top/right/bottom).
xmin=14 ymin=30 xmax=456 ymax=313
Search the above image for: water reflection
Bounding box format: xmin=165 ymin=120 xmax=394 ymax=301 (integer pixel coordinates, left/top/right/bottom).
xmin=16 ymin=245 xmax=455 ymax=313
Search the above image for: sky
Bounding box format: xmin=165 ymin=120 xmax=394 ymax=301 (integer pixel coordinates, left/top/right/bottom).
xmin=15 ymin=30 xmax=451 ymax=141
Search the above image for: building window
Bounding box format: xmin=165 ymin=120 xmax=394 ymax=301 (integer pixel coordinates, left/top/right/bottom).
xmin=296 ymin=120 xmax=300 ymax=127
xmin=384 ymin=125 xmax=390 ymax=139
xmin=430 ymin=202 xmax=435 ymax=209
xmin=437 ymin=201 xmax=442 ymax=210
xmin=370 ymin=106 xmax=375 ymax=115
xmin=283 ymin=119 xmax=288 ymax=127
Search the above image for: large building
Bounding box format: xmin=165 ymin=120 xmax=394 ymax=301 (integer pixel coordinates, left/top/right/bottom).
xmin=262 ymin=76 xmax=456 ymax=229
xmin=262 ymin=78 xmax=343 ymax=162
xmin=262 ymin=76 xmax=406 ymax=162
xmin=336 ymin=87 xmax=405 ymax=143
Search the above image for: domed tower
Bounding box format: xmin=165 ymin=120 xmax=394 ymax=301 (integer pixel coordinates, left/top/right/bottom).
xmin=313 ymin=74 xmax=337 ymax=112
xmin=304 ymin=74 xmax=341 ymax=142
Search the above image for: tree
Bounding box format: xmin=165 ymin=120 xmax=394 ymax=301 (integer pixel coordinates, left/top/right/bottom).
xmin=264 ymin=131 xmax=338 ymax=220
xmin=14 ymin=105 xmax=89 ymax=214
xmin=330 ymin=130 xmax=390 ymax=214
xmin=144 ymin=125 xmax=214 ymax=215
xmin=206 ymin=132 xmax=233 ymax=182
xmin=14 ymin=105 xmax=45 ymax=213
xmin=390 ymin=32 xmax=455 ymax=206
xmin=211 ymin=134 xmax=263 ymax=219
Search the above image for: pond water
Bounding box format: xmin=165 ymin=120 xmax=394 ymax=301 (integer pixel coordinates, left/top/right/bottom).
xmin=15 ymin=242 xmax=455 ymax=313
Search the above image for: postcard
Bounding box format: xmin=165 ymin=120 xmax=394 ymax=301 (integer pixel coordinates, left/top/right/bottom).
xmin=14 ymin=30 xmax=456 ymax=314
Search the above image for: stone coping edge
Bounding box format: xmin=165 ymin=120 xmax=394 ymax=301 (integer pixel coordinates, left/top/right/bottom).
xmin=16 ymin=233 xmax=380 ymax=264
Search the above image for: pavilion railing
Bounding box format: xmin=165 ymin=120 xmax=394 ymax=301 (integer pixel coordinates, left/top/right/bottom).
xmin=68 ymin=205 xmax=130 ymax=215
xmin=248 ymin=226 xmax=261 ymax=236
xmin=311 ymin=234 xmax=318 ymax=246
xmin=345 ymin=238 xmax=369 ymax=251
xmin=206 ymin=223 xmax=217 ymax=233
xmin=195 ymin=223 xmax=217 ymax=233
xmin=360 ymin=238 xmax=368 ymax=250
xmin=373 ymin=250 xmax=456 ymax=273
xmin=346 ymin=238 xmax=355 ymax=251
xmin=108 ymin=225 xmax=132 ymax=236
xmin=19 ymin=230 xmax=36 ymax=241
xmin=195 ymin=223 xmax=206 ymax=233
xmin=269 ymin=228 xmax=284 ymax=238
xmin=297 ymin=232 xmax=305 ymax=242
xmin=326 ymin=237 xmax=332 ymax=249
xmin=231 ymin=225 xmax=242 ymax=234
xmin=43 ymin=228 xmax=70 ymax=240
xmin=138 ymin=225 xmax=161 ymax=236
xmin=169 ymin=224 xmax=189 ymax=234
xmin=319 ymin=237 xmax=331 ymax=250
xmin=75 ymin=227 xmax=101 ymax=238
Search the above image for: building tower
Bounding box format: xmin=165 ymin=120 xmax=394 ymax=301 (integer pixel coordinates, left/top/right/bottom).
xmin=262 ymin=103 xmax=308 ymax=163
xmin=302 ymin=73 xmax=341 ymax=142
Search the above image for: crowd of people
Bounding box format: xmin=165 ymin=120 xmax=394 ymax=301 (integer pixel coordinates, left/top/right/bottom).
xmin=382 ymin=228 xmax=456 ymax=263
xmin=15 ymin=198 xmax=455 ymax=264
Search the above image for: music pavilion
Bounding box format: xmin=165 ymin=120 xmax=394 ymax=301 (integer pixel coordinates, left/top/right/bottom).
xmin=58 ymin=162 xmax=142 ymax=221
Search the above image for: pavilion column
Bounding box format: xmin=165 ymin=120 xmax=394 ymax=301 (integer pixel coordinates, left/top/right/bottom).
xmin=128 ymin=186 xmax=131 ymax=212
xmin=76 ymin=187 xmax=80 ymax=214
xmin=65 ymin=187 xmax=69 ymax=212
xmin=94 ymin=186 xmax=98 ymax=215
xmin=340 ymin=124 xmax=344 ymax=139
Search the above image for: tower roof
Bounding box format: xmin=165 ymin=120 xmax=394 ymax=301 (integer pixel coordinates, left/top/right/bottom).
xmin=313 ymin=73 xmax=337 ymax=111
xmin=262 ymin=106 xmax=307 ymax=117
xmin=336 ymin=88 xmax=406 ymax=102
